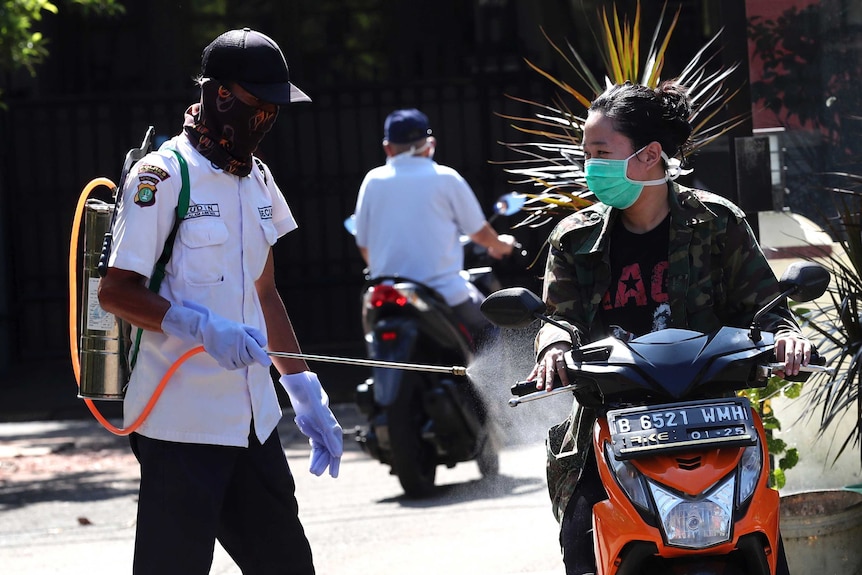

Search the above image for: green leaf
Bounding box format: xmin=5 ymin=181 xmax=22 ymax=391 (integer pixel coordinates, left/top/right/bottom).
xmin=783 ymin=382 xmax=803 ymax=399
xmin=762 ymin=415 xmax=781 ymax=431
xmin=767 ymin=436 xmax=787 ymax=454
xmin=771 ymin=468 xmax=787 ymax=490
xmin=779 ymin=447 xmax=800 ymax=470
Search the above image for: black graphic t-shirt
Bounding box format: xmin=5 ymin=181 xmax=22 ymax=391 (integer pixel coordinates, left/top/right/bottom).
xmin=599 ymin=214 xmax=671 ymax=341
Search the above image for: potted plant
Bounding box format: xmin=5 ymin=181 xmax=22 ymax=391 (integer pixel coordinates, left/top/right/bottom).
xmin=776 ymin=210 xmax=862 ymax=570
xmin=789 ymin=178 xmax=862 ymax=463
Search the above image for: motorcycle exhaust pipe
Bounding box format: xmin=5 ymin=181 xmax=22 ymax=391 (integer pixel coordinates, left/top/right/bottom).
xmin=267 ymin=351 xmax=467 ymax=377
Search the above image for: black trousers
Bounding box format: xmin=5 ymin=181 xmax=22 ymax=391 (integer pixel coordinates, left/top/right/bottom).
xmin=559 ymin=453 xmax=791 ymax=575
xmin=130 ymin=427 xmax=314 ymax=575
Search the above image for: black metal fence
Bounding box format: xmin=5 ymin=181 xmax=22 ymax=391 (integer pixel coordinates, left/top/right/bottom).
xmin=0 ymin=73 xmax=554 ymax=372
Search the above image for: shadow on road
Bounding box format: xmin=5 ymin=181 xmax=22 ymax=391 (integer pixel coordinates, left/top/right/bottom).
xmin=0 ymin=466 xmax=138 ymax=509
xmin=380 ymin=473 xmax=546 ymax=507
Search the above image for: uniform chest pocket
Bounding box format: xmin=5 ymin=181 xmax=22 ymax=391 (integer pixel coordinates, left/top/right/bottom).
xmin=178 ymin=219 xmax=229 ymax=286
xmin=245 ymin=217 xmax=278 ymax=280
xmin=259 ymin=217 xmax=277 ymax=246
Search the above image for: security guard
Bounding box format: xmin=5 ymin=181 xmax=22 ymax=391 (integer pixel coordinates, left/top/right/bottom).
xmin=99 ymin=28 xmax=340 ymax=575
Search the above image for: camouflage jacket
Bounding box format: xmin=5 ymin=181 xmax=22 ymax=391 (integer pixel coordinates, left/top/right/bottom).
xmin=537 ymin=183 xmax=801 ymax=523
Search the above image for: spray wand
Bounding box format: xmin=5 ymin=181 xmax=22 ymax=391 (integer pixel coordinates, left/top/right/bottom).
xmin=266 ymin=351 xmax=466 ymax=376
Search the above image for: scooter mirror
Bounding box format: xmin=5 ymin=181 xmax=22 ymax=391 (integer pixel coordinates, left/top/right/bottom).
xmin=778 ymin=261 xmax=830 ymax=302
xmin=344 ymin=214 xmax=357 ymax=236
xmin=481 ymin=287 xmax=547 ymax=328
xmin=494 ymin=193 xmax=527 ymax=217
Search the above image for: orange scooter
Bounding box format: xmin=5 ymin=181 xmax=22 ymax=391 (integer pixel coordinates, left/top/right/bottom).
xmin=482 ymin=261 xmax=832 ymax=574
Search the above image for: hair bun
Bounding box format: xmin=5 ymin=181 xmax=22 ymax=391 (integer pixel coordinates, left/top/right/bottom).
xmin=655 ymin=80 xmax=692 ymax=123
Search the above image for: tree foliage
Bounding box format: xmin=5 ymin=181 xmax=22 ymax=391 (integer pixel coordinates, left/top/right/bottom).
xmin=0 ymin=0 xmax=123 ymax=76
xmin=748 ymin=1 xmax=862 ymax=165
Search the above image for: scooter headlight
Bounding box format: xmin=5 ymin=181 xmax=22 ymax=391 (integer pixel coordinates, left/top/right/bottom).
xmin=737 ymin=443 xmax=762 ymax=506
xmin=649 ymin=476 xmax=734 ymax=548
xmin=604 ymin=442 xmax=651 ymax=510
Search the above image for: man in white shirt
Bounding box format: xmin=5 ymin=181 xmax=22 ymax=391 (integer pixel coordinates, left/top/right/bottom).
xmin=98 ymin=28 xmax=340 ymax=575
xmin=354 ymin=108 xmax=514 ymax=345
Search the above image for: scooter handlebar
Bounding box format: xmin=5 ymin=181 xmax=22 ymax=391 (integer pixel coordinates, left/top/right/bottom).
xmin=511 ymin=380 xmax=539 ymax=397
xmin=508 ymin=379 xmax=576 ymax=407
xmin=508 ymin=361 xmax=835 ymax=408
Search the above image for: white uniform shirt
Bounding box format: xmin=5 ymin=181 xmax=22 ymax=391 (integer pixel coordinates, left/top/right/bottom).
xmin=109 ymin=134 xmax=297 ymax=447
xmin=354 ymin=155 xmax=487 ymax=305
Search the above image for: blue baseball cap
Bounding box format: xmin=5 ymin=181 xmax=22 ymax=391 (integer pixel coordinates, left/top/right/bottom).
xmin=383 ymin=109 xmax=433 ymax=144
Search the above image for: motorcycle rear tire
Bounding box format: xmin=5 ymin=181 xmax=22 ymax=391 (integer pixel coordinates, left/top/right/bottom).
xmin=388 ymin=386 xmax=437 ymax=498
xmin=476 ymin=433 xmax=500 ymax=477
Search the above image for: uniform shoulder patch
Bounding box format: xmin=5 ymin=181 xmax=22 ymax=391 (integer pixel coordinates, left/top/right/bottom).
xmin=131 ymin=159 xmax=172 ymax=208
xmin=137 ymin=163 xmax=170 ymax=181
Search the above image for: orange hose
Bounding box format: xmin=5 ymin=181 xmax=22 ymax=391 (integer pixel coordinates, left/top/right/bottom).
xmin=85 ymin=346 xmax=205 ymax=436
xmin=69 ymin=177 xmax=115 ymax=388
xmin=69 ymin=177 xmax=202 ymax=436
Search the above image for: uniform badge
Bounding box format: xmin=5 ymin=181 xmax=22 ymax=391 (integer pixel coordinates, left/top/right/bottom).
xmin=134 ymin=181 xmax=157 ymax=207
xmin=132 ymin=165 xmax=168 ymax=208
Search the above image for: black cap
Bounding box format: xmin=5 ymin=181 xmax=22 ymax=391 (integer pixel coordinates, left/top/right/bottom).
xmin=201 ymin=28 xmax=311 ymax=105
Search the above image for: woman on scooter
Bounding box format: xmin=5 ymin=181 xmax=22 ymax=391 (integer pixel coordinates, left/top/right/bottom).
xmin=528 ymin=80 xmax=806 ymax=575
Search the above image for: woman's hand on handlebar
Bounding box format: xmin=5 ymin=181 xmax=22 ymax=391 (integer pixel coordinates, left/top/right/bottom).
xmin=528 ymin=343 xmax=572 ymax=391
xmin=774 ymin=331 xmax=812 ymax=377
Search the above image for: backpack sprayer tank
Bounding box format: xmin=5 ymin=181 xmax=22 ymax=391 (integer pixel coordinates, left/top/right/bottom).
xmin=76 ymin=127 xmax=155 ymax=400
xmin=78 ymin=198 xmax=131 ymax=400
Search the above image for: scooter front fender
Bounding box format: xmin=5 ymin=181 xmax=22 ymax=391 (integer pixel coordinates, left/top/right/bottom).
xmin=592 ymin=414 xmax=780 ymax=575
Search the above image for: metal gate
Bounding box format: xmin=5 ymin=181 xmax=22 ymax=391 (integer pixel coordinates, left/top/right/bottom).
xmin=0 ymin=76 xmax=552 ymax=367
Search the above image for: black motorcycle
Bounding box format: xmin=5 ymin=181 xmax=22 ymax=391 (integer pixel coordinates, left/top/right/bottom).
xmin=345 ymin=193 xmax=526 ymax=497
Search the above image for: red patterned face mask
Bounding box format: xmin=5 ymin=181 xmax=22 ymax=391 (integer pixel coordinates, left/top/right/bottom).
xmin=183 ymin=79 xmax=278 ymax=177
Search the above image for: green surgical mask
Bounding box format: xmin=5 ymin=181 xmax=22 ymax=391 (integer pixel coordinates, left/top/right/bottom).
xmin=584 ymin=147 xmax=670 ymax=209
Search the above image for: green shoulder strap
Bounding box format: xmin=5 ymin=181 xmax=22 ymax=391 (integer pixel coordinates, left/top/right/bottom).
xmin=129 ymin=149 xmax=191 ymax=370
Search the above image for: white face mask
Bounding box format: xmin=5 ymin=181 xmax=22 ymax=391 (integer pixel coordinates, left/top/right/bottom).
xmin=583 ymin=147 xmax=686 ymax=209
xmin=392 ymin=138 xmax=434 ymax=160
xmin=584 ymin=146 xmax=669 ymax=208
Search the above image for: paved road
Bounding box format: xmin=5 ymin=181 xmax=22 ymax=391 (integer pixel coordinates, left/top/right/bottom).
xmin=0 ymin=397 xmax=573 ymax=575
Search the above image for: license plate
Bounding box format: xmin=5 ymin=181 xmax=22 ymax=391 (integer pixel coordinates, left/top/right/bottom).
xmin=607 ymin=397 xmax=757 ymax=459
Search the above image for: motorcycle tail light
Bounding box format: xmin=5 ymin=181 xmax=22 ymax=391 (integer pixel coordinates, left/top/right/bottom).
xmin=369 ymin=284 xmax=408 ymax=307
xmin=381 ymin=331 xmax=398 ymax=341
xmin=605 ymin=441 xmax=651 ymax=511
xmin=737 ymin=443 xmax=762 ymax=505
xmin=649 ymin=476 xmax=734 ymax=548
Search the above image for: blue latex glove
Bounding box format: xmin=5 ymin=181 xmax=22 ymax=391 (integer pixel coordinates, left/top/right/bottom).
xmin=279 ymin=371 xmax=343 ymax=478
xmin=161 ymin=301 xmax=272 ymax=370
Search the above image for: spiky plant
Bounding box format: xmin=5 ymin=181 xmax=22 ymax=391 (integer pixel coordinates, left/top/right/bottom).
xmin=496 ymin=0 xmax=747 ymax=229
xmin=792 ymin=175 xmax=862 ymax=465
